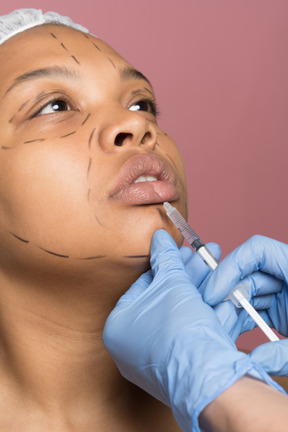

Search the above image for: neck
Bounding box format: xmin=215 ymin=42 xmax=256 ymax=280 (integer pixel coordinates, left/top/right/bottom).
xmin=0 ymin=259 xmax=148 ymax=426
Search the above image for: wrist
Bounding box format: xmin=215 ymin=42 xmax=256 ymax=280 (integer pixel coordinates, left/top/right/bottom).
xmin=199 ymin=375 xmax=288 ymax=432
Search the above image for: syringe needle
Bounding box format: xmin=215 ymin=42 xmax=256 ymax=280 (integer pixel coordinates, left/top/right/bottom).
xmin=163 ymin=202 xmax=279 ymax=342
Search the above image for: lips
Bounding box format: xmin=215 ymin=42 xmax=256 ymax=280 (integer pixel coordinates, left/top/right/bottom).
xmin=110 ymin=153 xmax=179 ymax=204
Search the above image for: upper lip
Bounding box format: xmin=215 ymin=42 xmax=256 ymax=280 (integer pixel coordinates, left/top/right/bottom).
xmin=110 ymin=153 xmax=177 ymax=197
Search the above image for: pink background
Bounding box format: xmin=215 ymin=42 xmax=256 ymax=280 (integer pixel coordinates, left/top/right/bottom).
xmin=2 ymin=1 xmax=288 ymax=350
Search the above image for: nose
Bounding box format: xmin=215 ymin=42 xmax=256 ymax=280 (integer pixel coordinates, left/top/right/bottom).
xmin=97 ymin=107 xmax=158 ymax=153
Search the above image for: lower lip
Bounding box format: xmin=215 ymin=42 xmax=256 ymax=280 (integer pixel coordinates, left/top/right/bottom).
xmin=111 ymin=181 xmax=179 ymax=204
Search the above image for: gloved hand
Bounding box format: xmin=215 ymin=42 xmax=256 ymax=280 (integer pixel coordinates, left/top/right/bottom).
xmin=249 ymin=340 xmax=288 ymax=376
xmin=180 ymin=242 xmax=221 ymax=287
xmin=199 ymin=235 xmax=286 ymax=341
xmin=103 ymin=230 xmax=282 ymax=432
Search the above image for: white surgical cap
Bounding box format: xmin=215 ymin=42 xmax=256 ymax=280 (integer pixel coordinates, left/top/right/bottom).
xmin=0 ymin=9 xmax=89 ymax=46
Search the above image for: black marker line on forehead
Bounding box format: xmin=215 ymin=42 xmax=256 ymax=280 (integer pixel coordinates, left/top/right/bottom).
xmin=60 ymin=42 xmax=68 ymax=51
xmin=81 ymin=33 xmax=102 ymax=52
xmin=71 ymin=55 xmax=80 ymax=65
xmin=144 ymin=87 xmax=153 ymax=95
xmin=49 ymin=31 xmax=81 ymax=66
xmin=108 ymin=58 xmax=116 ymax=69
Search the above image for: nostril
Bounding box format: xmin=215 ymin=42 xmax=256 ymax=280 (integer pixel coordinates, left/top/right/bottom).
xmin=114 ymin=132 xmax=132 ymax=146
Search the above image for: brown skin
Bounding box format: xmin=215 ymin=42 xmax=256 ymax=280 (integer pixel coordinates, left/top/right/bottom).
xmin=0 ymin=24 xmax=186 ymax=430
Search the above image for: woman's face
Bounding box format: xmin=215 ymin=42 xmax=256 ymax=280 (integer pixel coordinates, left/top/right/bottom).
xmin=0 ymin=24 xmax=187 ymax=275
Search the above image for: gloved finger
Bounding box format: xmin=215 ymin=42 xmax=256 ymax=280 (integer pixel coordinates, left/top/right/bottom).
xmin=201 ymin=235 xmax=288 ymax=305
xmin=113 ymin=270 xmax=153 ymax=310
xmin=247 ymin=272 xmax=284 ymax=298
xmin=250 ymin=293 xmax=277 ymax=310
xmin=181 ymin=242 xmax=221 ymax=287
xmin=249 ymin=339 xmax=288 ymax=376
xmin=150 ymin=229 xmax=187 ymax=277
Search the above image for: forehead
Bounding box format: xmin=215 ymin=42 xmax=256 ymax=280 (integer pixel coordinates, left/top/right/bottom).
xmin=0 ymin=24 xmax=132 ymax=97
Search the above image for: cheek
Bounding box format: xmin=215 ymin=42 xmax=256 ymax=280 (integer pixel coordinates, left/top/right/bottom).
xmin=0 ymin=144 xmax=104 ymax=248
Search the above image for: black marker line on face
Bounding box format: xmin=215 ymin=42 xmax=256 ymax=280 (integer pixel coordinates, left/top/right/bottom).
xmin=8 ymin=231 xmax=30 ymax=243
xmin=92 ymin=42 xmax=102 ymax=52
xmin=81 ymin=113 xmax=91 ymax=126
xmin=61 ymin=42 xmax=68 ymax=51
xmin=50 ymin=32 xmax=57 ymax=39
xmin=8 ymin=116 xmax=15 ymax=123
xmin=71 ymin=55 xmax=80 ymax=65
xmin=24 ymin=138 xmax=46 ymax=144
xmin=1 ymin=145 xmax=16 ymax=150
xmin=165 ymin=153 xmax=178 ymax=170
xmin=156 ymin=207 xmax=166 ymax=222
xmin=74 ymin=255 xmax=106 ymax=260
xmin=94 ymin=214 xmax=104 ymax=226
xmin=88 ymin=128 xmax=96 ymax=149
xmin=144 ymin=87 xmax=153 ymax=95
xmin=81 ymin=33 xmax=102 ymax=52
xmin=87 ymin=188 xmax=91 ymax=202
xmin=7 ymin=229 xmax=107 ymax=260
xmin=124 ymin=255 xmax=149 ymax=258
xmin=38 ymin=247 xmax=70 ymax=258
xmin=18 ymin=100 xmax=30 ymax=112
xmin=108 ymin=58 xmax=116 ymax=69
xmin=87 ymin=158 xmax=92 ymax=178
xmin=60 ymin=131 xmax=76 ymax=139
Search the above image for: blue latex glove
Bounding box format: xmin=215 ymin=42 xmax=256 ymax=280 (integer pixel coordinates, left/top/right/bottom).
xmin=199 ymin=235 xmax=286 ymax=341
xmin=249 ymin=340 xmax=288 ymax=376
xmin=103 ymin=230 xmax=282 ymax=432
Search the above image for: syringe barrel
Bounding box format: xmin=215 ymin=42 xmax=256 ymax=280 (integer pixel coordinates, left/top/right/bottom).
xmin=196 ymin=245 xmax=218 ymax=271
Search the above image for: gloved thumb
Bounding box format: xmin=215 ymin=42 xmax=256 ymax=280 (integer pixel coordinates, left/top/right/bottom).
xmin=150 ymin=229 xmax=186 ymax=277
xmin=249 ymin=339 xmax=288 ymax=376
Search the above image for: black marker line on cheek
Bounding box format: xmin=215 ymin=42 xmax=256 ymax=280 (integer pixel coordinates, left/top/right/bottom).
xmin=81 ymin=113 xmax=91 ymax=126
xmin=87 ymin=158 xmax=92 ymax=178
xmin=88 ymin=128 xmax=96 ymax=149
xmin=60 ymin=131 xmax=76 ymax=139
xmin=18 ymin=100 xmax=30 ymax=112
xmin=24 ymin=138 xmax=46 ymax=144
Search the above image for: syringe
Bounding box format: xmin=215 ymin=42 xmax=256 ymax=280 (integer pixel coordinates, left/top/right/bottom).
xmin=163 ymin=201 xmax=279 ymax=342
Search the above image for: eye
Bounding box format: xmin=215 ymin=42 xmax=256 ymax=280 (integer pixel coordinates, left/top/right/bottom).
xmin=129 ymin=98 xmax=159 ymax=117
xmin=36 ymin=99 xmax=71 ymax=116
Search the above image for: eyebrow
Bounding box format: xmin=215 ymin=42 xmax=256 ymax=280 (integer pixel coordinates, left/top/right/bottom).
xmin=4 ymin=65 xmax=152 ymax=96
xmin=120 ymin=67 xmax=152 ymax=88
xmin=4 ymin=66 xmax=79 ymax=95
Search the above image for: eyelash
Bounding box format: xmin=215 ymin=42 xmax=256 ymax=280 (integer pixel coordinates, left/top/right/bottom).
xmin=129 ymin=97 xmax=160 ymax=118
xmin=31 ymin=95 xmax=160 ymax=118
xmin=32 ymin=95 xmax=74 ymax=117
